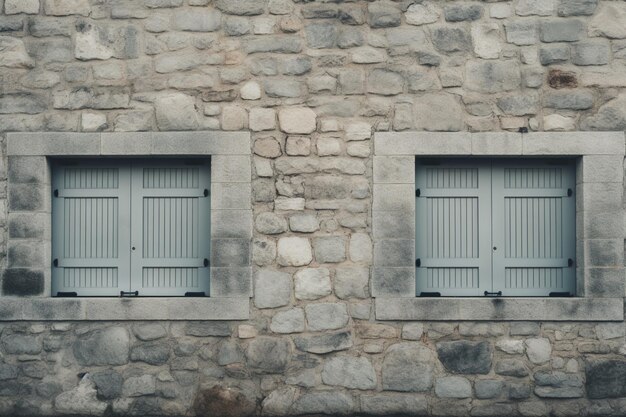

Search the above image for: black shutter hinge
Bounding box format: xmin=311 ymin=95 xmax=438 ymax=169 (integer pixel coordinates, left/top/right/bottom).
xmin=415 ymin=259 xmax=421 ymax=267
xmin=567 ymin=188 xmax=573 ymax=197
xmin=204 ymin=189 xmax=210 ymax=197
xmin=204 ymin=258 xmax=210 ymax=267
xmin=120 ymin=291 xmax=139 ymax=297
xmin=415 ymin=189 xmax=421 ymax=197
xmin=484 ymin=291 xmax=502 ymax=297
xmin=53 ymin=259 xmax=59 ymax=267
xmin=568 ymin=258 xmax=574 ymax=267
xmin=53 ymin=189 xmax=59 ymax=197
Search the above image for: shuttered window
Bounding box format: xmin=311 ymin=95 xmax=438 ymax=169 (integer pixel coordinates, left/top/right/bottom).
xmin=415 ymin=159 xmax=575 ymax=297
xmin=51 ymin=159 xmax=211 ymax=297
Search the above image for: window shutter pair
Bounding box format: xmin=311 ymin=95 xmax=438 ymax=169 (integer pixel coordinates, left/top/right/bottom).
xmin=415 ymin=159 xmax=576 ymax=297
xmin=52 ymin=159 xmax=211 ymax=297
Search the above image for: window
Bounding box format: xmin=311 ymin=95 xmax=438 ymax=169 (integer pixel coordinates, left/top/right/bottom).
xmin=4 ymin=131 xmax=251 ymax=320
xmin=372 ymin=132 xmax=625 ymax=321
xmin=51 ymin=159 xmax=211 ymax=297
xmin=415 ymin=158 xmax=575 ymax=297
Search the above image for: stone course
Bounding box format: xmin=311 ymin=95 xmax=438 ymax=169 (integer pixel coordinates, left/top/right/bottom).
xmin=0 ymin=0 xmax=625 ymax=416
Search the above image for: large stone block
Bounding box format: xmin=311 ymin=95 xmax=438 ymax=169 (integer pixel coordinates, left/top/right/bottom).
xmin=172 ymin=8 xmax=221 ymax=32
xmin=246 ymin=337 xmax=290 ymax=373
xmin=313 ymin=236 xmax=346 ymax=263
xmin=254 ymin=269 xmax=291 ymax=308
xmin=215 ymin=0 xmax=266 ymax=16
xmin=465 ymin=60 xmax=521 ymax=93
xmin=586 ymin=360 xmax=626 ymax=398
xmin=293 ymin=331 xmax=352 ymax=354
xmin=305 ymin=302 xmax=349 ymax=331
xmin=72 ymin=327 xmax=130 ymax=366
xmin=414 ymin=93 xmax=464 ymax=131
xmin=558 ymin=0 xmax=597 ymax=16
xmin=2 ymin=268 xmax=44 ymax=296
xmin=277 ymin=237 xmax=312 ymax=267
xmin=588 ymin=2 xmax=626 ymax=39
xmin=292 ymin=391 xmax=355 ymax=415
xmin=294 ymin=268 xmax=331 ymax=300
xmin=270 ymin=308 xmax=305 ymax=334
xmin=155 ymin=93 xmax=199 ymax=131
xmin=572 ymin=40 xmax=610 ymax=66
xmin=435 ymin=376 xmax=472 ymax=398
xmin=43 ymin=0 xmax=89 ymax=16
xmin=382 ymin=343 xmax=434 ymax=392
xmin=368 ymin=1 xmax=401 ymax=28
xmin=278 ymin=108 xmax=316 ymax=134
xmin=539 ymin=19 xmax=584 ymax=42
xmin=436 ymin=341 xmax=492 ymax=374
xmin=322 ymin=356 xmax=376 ymax=390
xmin=0 ymin=93 xmax=46 ymax=114
xmin=431 ymin=27 xmax=472 ymax=52
xmin=367 ymin=69 xmax=404 ymax=96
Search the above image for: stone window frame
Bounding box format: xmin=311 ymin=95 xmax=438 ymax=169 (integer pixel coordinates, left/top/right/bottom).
xmin=372 ymin=131 xmax=625 ymax=322
xmin=3 ymin=132 xmax=252 ymax=321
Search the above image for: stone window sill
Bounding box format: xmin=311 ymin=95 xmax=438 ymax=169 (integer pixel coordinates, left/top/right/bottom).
xmin=375 ymin=297 xmax=624 ymax=322
xmin=0 ymin=297 xmax=249 ymax=321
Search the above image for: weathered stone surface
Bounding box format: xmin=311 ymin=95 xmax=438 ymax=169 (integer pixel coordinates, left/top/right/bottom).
xmin=5 ymin=0 xmax=40 ymax=14
xmin=194 ymin=385 xmax=256 ymax=417
xmin=294 ymin=268 xmax=331 ymax=300
xmin=322 ymin=356 xmax=376 ymax=390
xmin=495 ymin=359 xmax=529 ymax=377
xmin=539 ymin=45 xmax=570 ymax=65
xmin=415 ymin=93 xmax=464 ymax=131
xmin=504 ymin=20 xmax=538 ymax=45
xmin=306 ymin=303 xmax=349 ymax=331
xmin=1 ymin=333 xmax=41 ymax=354
xmin=497 ymin=92 xmax=539 ymax=116
xmin=172 ymin=9 xmax=221 ymax=32
xmin=367 ymin=69 xmax=404 ymax=96
xmin=588 ymin=2 xmax=626 ymax=39
xmin=405 ymin=2 xmax=440 ymax=25
xmin=368 ymin=1 xmax=401 ymax=28
xmin=43 ymin=0 xmax=89 ymax=16
xmin=534 ymin=370 xmax=584 ymax=398
xmin=335 ymin=268 xmax=369 ymax=299
xmin=278 ymin=107 xmax=316 ymax=134
xmin=525 ymin=338 xmax=551 ymax=364
xmin=270 ymin=308 xmax=305 ymax=334
xmin=516 ymin=0 xmax=555 ymax=16
xmin=277 ymin=237 xmax=312 ymax=267
xmin=496 ymin=339 xmax=525 ymax=354
xmin=254 ymin=269 xmax=291 ymax=308
xmin=572 ymin=41 xmax=610 ymax=66
xmin=444 ymin=4 xmax=482 ymax=21
xmin=435 ymin=376 xmax=472 ymax=398
xmin=544 ymin=90 xmax=593 ymax=110
xmin=581 ymin=93 xmax=626 ymax=131
xmin=91 ymin=370 xmax=123 ymax=400
xmin=539 ymin=19 xmax=584 ymax=42
xmin=558 ymin=0 xmax=597 ymax=16
xmin=155 ymin=93 xmax=199 ymax=130
xmin=54 ymin=375 xmax=107 ymax=415
xmin=466 ymin=60 xmax=521 ymax=93
xmin=382 ymin=343 xmax=434 ymax=392
xmin=262 ymin=386 xmax=298 ymax=416
xmin=313 ymin=236 xmax=346 ymax=263
xmin=436 ymin=341 xmax=492 ymax=374
xmin=586 ymin=359 xmax=626 ymax=399
xmin=246 ymin=337 xmax=290 ymax=373
xmin=133 ymin=324 xmax=167 ymax=341
xmin=294 ymin=331 xmax=353 ymax=354
xmin=292 ymin=391 xmax=355 ymax=415
xmin=255 ymin=212 xmax=288 ymax=235
xmin=185 ymin=322 xmax=231 ymax=337
xmin=289 ymin=214 xmax=319 ymax=233
xmin=216 ymin=0 xmax=266 ymax=16
xmin=130 ymin=342 xmax=170 ymax=365
xmin=472 ymin=23 xmax=501 ymax=59
xmin=475 ymin=380 xmax=503 ymax=399
xmin=432 ymin=27 xmax=472 ymax=53
xmin=0 ymin=93 xmax=46 ymax=114
xmin=73 ymin=327 xmax=130 ymax=366
xmin=123 ymin=375 xmax=156 ymax=397
xmin=361 ymin=393 xmax=427 ymax=415
xmin=0 ymin=37 xmax=35 ymax=68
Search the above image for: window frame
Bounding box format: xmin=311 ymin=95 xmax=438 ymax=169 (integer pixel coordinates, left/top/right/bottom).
xmin=3 ymin=132 xmax=252 ymax=321
xmin=372 ymin=132 xmax=625 ymax=322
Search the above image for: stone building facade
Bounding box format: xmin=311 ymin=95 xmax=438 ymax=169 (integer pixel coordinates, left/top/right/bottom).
xmin=1 ymin=0 xmax=626 ymax=416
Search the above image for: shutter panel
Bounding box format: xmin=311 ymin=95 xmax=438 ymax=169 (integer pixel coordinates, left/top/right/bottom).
xmin=491 ymin=160 xmax=576 ymax=296
xmin=415 ymin=160 xmax=493 ymax=296
xmin=51 ymin=161 xmax=131 ymax=296
xmin=130 ymin=160 xmax=210 ymax=296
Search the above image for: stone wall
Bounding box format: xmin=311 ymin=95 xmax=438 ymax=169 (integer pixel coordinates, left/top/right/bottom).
xmin=0 ymin=0 xmax=626 ymax=416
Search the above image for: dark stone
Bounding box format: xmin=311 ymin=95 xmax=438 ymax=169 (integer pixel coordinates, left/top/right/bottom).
xmin=368 ymin=2 xmax=401 ymax=28
xmin=129 ymin=397 xmax=161 ymax=416
xmin=586 ymin=360 xmax=626 ymax=399
xmin=432 ymin=27 xmax=472 ymax=53
xmin=1 ymin=333 xmax=42 ymax=355
xmin=338 ymin=7 xmax=366 ymax=25
xmin=215 ymin=0 xmax=266 ymax=16
xmin=0 ymin=93 xmax=47 ymax=114
xmin=246 ymin=337 xmax=290 ymax=373
xmin=0 ymin=17 xmax=24 ymax=32
xmin=72 ymin=327 xmax=130 ymax=366
xmin=305 ymin=23 xmax=338 ymax=49
xmin=0 ymin=381 xmax=30 ymax=396
xmin=20 ymin=362 xmax=46 ymax=379
xmin=548 ymin=69 xmax=578 ymax=89
xmin=0 ymin=364 xmax=18 ymax=381
xmin=185 ymin=321 xmax=232 ymax=337
xmin=495 ymin=359 xmax=529 ymax=377
xmin=417 ymin=51 xmax=441 ymax=67
xmin=302 ymin=5 xmax=338 ymax=19
xmin=293 ymin=331 xmax=353 ymax=354
xmin=130 ymin=342 xmax=170 ymax=365
xmin=8 ymin=244 xmax=42 ymax=268
xmin=444 ymin=4 xmax=482 ymax=21
xmin=35 ymin=382 xmax=63 ymax=399
xmin=193 ymin=385 xmax=256 ymax=417
xmin=509 ymin=383 xmax=531 ymax=400
xmin=92 ymin=369 xmax=123 ymax=400
xmin=28 ymin=17 xmax=73 ymax=37
xmin=2 ymin=269 xmax=44 ymax=296
xmin=436 ymin=341 xmax=492 ymax=374
xmin=558 ymin=0 xmax=597 ymax=16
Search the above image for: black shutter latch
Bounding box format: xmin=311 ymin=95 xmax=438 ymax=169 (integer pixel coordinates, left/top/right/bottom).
xmin=484 ymin=291 xmax=502 ymax=297
xmin=120 ymin=291 xmax=139 ymax=297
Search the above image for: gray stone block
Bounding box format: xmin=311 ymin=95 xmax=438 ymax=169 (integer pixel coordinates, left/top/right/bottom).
xmin=73 ymin=327 xmax=130 ymax=366
xmin=372 ymin=267 xmax=415 ymax=297
xmin=586 ymin=359 xmax=626 ymax=399
xmin=151 ymin=131 xmax=251 ymax=155
xmin=374 ymin=239 xmax=414 ymax=267
xmin=246 ymin=337 xmax=290 ymax=373
xmin=578 ymin=155 xmax=623 ymax=183
xmin=210 ymin=267 xmax=251 ymax=297
xmin=475 ymin=380 xmax=503 ymax=399
xmin=367 ymin=69 xmax=404 ymax=96
xmin=465 ymin=60 xmax=521 ymax=93
xmin=313 ymin=236 xmax=346 ymax=263
xmin=2 ymin=268 xmax=44 ymax=296
xmin=539 ymin=45 xmax=570 ymax=65
xmin=9 ymin=184 xmax=45 ymax=211
xmin=382 ymin=342 xmax=434 ymax=392
xmin=215 ymin=0 xmax=265 ymax=16
xmin=254 ymin=269 xmax=291 ymax=309
xmin=470 ymin=132 xmax=523 ymax=155
xmin=579 ymin=182 xmax=622 ymax=212
xmin=375 ymin=132 xmax=472 ymax=156
xmin=523 ymin=132 xmax=624 ymax=155
xmin=0 ymin=93 xmax=47 ymax=114
xmin=293 ymin=331 xmax=353 ymax=354
xmin=360 ymin=393 xmax=428 ymax=415
xmin=212 ymin=155 xmax=251 ymax=182
xmin=7 ymin=132 xmax=100 ymax=156
xmin=245 ymin=36 xmax=302 ymax=54
xmin=305 ymin=302 xmax=349 ymax=331
xmin=373 ymin=211 xmax=415 ymax=239
xmin=8 ymin=242 xmax=44 ymax=268
xmin=373 ymin=184 xmax=413 ymax=211
xmin=8 ymin=213 xmax=47 ymax=239
xmin=539 ymin=19 xmax=584 ymax=42
xmin=431 ymin=27 xmax=472 ymax=53
xmin=305 ymin=23 xmax=337 ymax=49
xmin=435 ymin=376 xmax=472 ymax=398
xmin=584 ymin=239 xmax=623 ymax=267
xmin=212 ymin=209 xmax=252 ymax=238
xmin=101 ymin=132 xmax=152 ymax=155
xmin=210 ymin=238 xmax=250 ymax=267
xmin=321 ymin=356 xmax=377 ymax=390
xmin=572 ymin=41 xmax=610 ymax=66
xmin=211 ymin=183 xmax=251 ymax=210
xmin=558 ymin=0 xmax=597 ymax=16
xmin=368 ymin=1 xmax=401 ymax=28
xmin=584 ymin=268 xmax=625 ymax=297
xmin=444 ymin=4 xmax=482 ymax=21
xmin=497 ymin=92 xmax=539 ymax=116
xmin=504 ymin=20 xmax=538 ymax=45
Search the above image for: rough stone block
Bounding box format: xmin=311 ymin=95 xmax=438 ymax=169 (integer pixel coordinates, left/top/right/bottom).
xmin=210 ymin=238 xmax=250 ymax=267
xmin=374 ymin=239 xmax=414 ymax=267
xmin=2 ymin=268 xmax=44 ymax=296
xmin=8 ymin=156 xmax=47 ymax=184
xmin=436 ymin=341 xmax=492 ymax=374
xmin=572 ymin=41 xmax=610 ymax=66
xmin=382 ymin=342 xmax=434 ymax=392
xmin=313 ymin=236 xmax=346 ymax=263
xmin=539 ymin=19 xmax=584 ymax=42
xmin=294 ymin=268 xmax=331 ymax=300
xmin=372 ymin=267 xmax=415 ymax=297
xmin=305 ymin=302 xmax=349 ymax=331
xmin=210 ymin=267 xmax=251 ymax=297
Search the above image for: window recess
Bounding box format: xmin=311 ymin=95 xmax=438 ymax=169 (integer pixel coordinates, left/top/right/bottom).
xmin=51 ymin=159 xmax=211 ymax=297
xmin=415 ymin=158 xmax=576 ymax=297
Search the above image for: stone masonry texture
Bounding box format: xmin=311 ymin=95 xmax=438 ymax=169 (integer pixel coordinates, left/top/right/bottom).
xmin=0 ymin=0 xmax=626 ymax=416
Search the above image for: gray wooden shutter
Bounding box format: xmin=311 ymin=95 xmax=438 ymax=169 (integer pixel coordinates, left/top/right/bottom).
xmin=415 ymin=160 xmax=493 ymax=296
xmin=51 ymin=161 xmax=131 ymax=296
xmin=130 ymin=160 xmax=211 ymax=296
xmin=491 ymin=160 xmax=576 ymax=296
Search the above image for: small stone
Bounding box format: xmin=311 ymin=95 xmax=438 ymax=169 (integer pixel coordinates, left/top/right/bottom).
xmin=432 ymin=27 xmax=472 ymax=53
xmin=516 ymin=0 xmax=555 ymax=16
xmin=254 ymin=137 xmax=282 ymax=158
xmin=269 ymin=0 xmax=292 ymax=15
xmin=293 ymin=331 xmax=353 ymax=354
xmin=249 ymin=108 xmax=276 ymax=132
xmin=305 ymin=303 xmax=349 ymax=331
xmin=472 ymin=23 xmax=502 ymax=59
xmin=405 ymin=2 xmax=440 ymax=25
xmin=238 ymin=325 xmax=257 ymax=339
xmin=155 ymin=93 xmax=199 ymax=131
xmin=435 ymin=376 xmax=472 ymax=398
xmin=525 ymin=338 xmax=552 ymax=364
xmin=436 ymin=341 xmax=492 ymax=374
xmin=253 ymin=17 xmax=275 ymax=34
xmin=289 ymin=214 xmax=319 ymax=233
xmin=278 ymin=108 xmax=316 ymax=134
xmin=54 ymin=375 xmax=107 ymax=415
xmin=224 ymin=17 xmax=251 ymax=36
xmin=130 ymin=342 xmax=170 ymax=365
xmin=367 ymin=69 xmax=404 ymax=96
xmin=444 ymin=4 xmax=482 ymax=21
xmin=254 ymin=270 xmax=291 ymax=308
xmin=475 ymin=380 xmax=503 ymax=399
xmin=335 ymin=268 xmax=369 ymax=299
xmin=313 ymin=236 xmax=346 ymax=263
xmin=539 ymin=19 xmax=584 ymax=42
xmin=580 ymin=92 xmax=626 ymax=131
xmin=348 ymin=233 xmax=372 ymax=263
xmin=496 ymin=339 xmax=525 ymax=354
xmin=271 ymin=308 xmax=305 ymax=334
xmin=295 ymin=268 xmax=332 ymax=300
xmin=382 ymin=343 xmax=434 ymax=392
xmin=255 ymin=212 xmax=287 ymax=235
xmin=595 ymin=323 xmax=625 ymax=340
xmin=277 ymin=237 xmax=312 ymax=267
xmin=322 ymin=356 xmax=377 ymax=390
xmin=81 ymin=113 xmax=107 ymax=132
xmin=220 ymin=105 xmax=247 ymax=131
xmin=351 ymin=46 xmax=385 ymax=64
xmin=5 ymin=0 xmax=40 ymax=14
xmin=544 ymin=114 xmax=575 ymax=131
xmin=286 ymin=136 xmax=311 ymax=156
xmin=368 ymin=1 xmax=401 ymax=28
xmin=292 ymin=391 xmax=355 ymax=415
xmin=123 ymin=375 xmax=156 ymax=397
xmin=240 ymin=81 xmax=261 ymax=100
xmin=495 ymin=359 xmax=529 ymax=377
xmin=246 ymin=337 xmax=290 ymax=373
